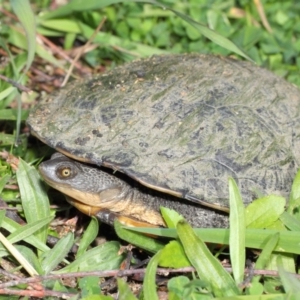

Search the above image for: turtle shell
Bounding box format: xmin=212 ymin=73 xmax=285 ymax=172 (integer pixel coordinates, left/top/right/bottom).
xmin=27 ymin=54 xmax=300 ymax=210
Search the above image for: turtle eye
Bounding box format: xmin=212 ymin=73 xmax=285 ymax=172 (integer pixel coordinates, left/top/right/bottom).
xmin=56 ymin=166 xmax=73 ymax=179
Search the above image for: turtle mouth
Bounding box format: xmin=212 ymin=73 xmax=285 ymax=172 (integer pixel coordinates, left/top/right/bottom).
xmin=64 ymin=196 xmax=103 ymax=216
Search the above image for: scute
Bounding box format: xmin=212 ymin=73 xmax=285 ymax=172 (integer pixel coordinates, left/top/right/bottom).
xmin=27 ymin=54 xmax=300 ymax=209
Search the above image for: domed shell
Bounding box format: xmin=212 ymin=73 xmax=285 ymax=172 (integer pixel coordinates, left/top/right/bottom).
xmin=27 ymin=54 xmax=300 ymax=210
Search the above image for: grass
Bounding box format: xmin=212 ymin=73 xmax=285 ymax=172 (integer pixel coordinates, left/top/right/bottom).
xmin=1 ymin=0 xmax=300 ymax=298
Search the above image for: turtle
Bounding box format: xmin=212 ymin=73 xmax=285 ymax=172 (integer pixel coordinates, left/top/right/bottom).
xmin=27 ymin=53 xmax=300 ymax=228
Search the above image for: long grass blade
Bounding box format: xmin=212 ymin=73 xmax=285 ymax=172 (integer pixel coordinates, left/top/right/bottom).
xmin=129 ymin=227 xmax=300 ymax=255
xmin=143 ymin=250 xmax=161 ymax=300
xmin=10 ymin=0 xmax=36 ymax=73
xmin=229 ymin=178 xmax=246 ymax=285
xmin=16 ymin=159 xmax=50 ymax=244
xmin=177 ymin=220 xmax=240 ymax=297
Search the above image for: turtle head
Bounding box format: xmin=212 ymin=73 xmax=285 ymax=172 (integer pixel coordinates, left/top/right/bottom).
xmin=39 ymin=153 xmax=165 ymax=226
xmin=39 ymin=153 xmax=129 ymax=211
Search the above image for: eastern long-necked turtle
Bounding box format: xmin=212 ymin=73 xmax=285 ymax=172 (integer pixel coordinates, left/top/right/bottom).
xmin=27 ymin=54 xmax=300 ymax=228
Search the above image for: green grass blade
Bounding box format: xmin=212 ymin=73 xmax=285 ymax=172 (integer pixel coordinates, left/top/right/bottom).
xmin=215 ymin=294 xmax=286 ymax=299
xmin=16 ymin=159 xmax=50 ymax=243
xmin=15 ymin=92 xmax=22 ymax=150
xmin=0 ymin=174 xmax=10 ymax=194
xmin=229 ymin=178 xmax=245 ymax=285
xmin=16 ymin=245 xmax=43 ymax=275
xmin=280 ymin=211 xmax=300 ymax=231
xmin=8 ymin=217 xmax=53 ymax=244
xmin=38 ymin=18 xmax=167 ymax=57
xmin=245 ymin=195 xmax=285 ymax=229
xmin=39 ymin=0 xmax=159 ymax=20
xmin=129 ymin=227 xmax=300 ymax=255
xmin=114 ymin=220 xmax=164 ymax=253
xmin=161 ymin=207 xmax=184 ymax=228
xmin=288 ymin=169 xmax=300 ymax=214
xmin=168 ymin=276 xmax=192 ymax=299
xmin=77 ymin=21 xmax=167 ymax=57
xmin=0 ymin=211 xmax=5 ymax=227
xmin=252 ymin=233 xmax=279 ymax=284
xmin=77 ymin=217 xmax=99 ymax=257
xmin=0 ymin=133 xmax=15 ymax=146
xmin=10 ymin=0 xmax=36 ymax=73
xmin=0 ymin=231 xmax=38 ymax=276
xmin=38 ymin=19 xmax=81 ymax=33
xmin=117 ymin=278 xmax=138 ymax=300
xmin=56 ymin=241 xmax=124 ymax=273
xmin=177 ymin=220 xmax=240 ymax=297
xmin=0 ymin=87 xmax=17 ymax=102
xmin=143 ymin=250 xmax=161 ymax=300
xmin=277 ymin=255 xmax=300 ymax=293
xmin=168 ymin=9 xmax=252 ymax=61
xmin=0 ymin=38 xmax=18 ymax=77
xmin=8 ymin=29 xmax=65 ymax=69
xmin=1 ymin=217 xmax=50 ymax=252
xmin=41 ymin=232 xmax=74 ymax=274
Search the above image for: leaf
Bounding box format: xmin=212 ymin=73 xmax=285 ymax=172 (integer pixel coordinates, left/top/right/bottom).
xmin=56 ymin=241 xmax=124 ymax=273
xmin=228 ymin=178 xmax=245 ymax=285
xmin=77 ymin=21 xmax=167 ymax=57
xmin=7 ymin=217 xmax=53 ymax=245
xmin=0 ymin=232 xmax=38 ymax=276
xmin=8 ymin=29 xmax=65 ymax=69
xmin=159 ymin=241 xmax=190 ymax=268
xmin=169 ymin=9 xmax=252 ymax=61
xmin=0 ymin=174 xmax=10 ymax=194
xmin=16 ymin=159 xmax=50 ymax=243
xmin=41 ymin=233 xmax=74 ymax=274
xmin=117 ymin=278 xmax=138 ymax=300
xmin=0 ymin=87 xmax=17 ymax=102
xmin=277 ymin=256 xmax=300 ymax=293
xmin=38 ymin=19 xmax=81 ymax=33
xmin=0 ymin=39 xmax=18 ymax=77
xmin=10 ymin=0 xmax=36 ymax=73
xmin=0 ymin=109 xmax=28 ymax=121
xmin=16 ymin=245 xmax=43 ymax=275
xmin=0 ymin=133 xmax=16 ymax=146
xmin=114 ymin=220 xmax=164 ymax=253
xmin=266 ymin=253 xmax=295 ymax=275
xmin=168 ymin=276 xmax=190 ymax=300
xmin=79 ymin=276 xmax=101 ymax=298
xmin=214 ymin=294 xmax=286 ymax=299
xmin=288 ymin=169 xmax=300 ymax=214
xmin=0 ymin=211 xmax=6 ymax=228
xmin=1 ymin=216 xmax=50 ymax=253
xmin=247 ymin=282 xmax=264 ymax=296
xmin=143 ymin=250 xmax=161 ymax=300
xmin=177 ymin=220 xmax=240 ymax=297
xmin=161 ymin=207 xmax=184 ymax=228
xmin=127 ymin=227 xmax=300 ymax=254
xmin=245 ymin=195 xmax=285 ymax=228
xmin=77 ymin=217 xmax=99 ymax=257
xmin=252 ymin=233 xmax=279 ymax=284
xmin=280 ymin=212 xmax=300 ymax=231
